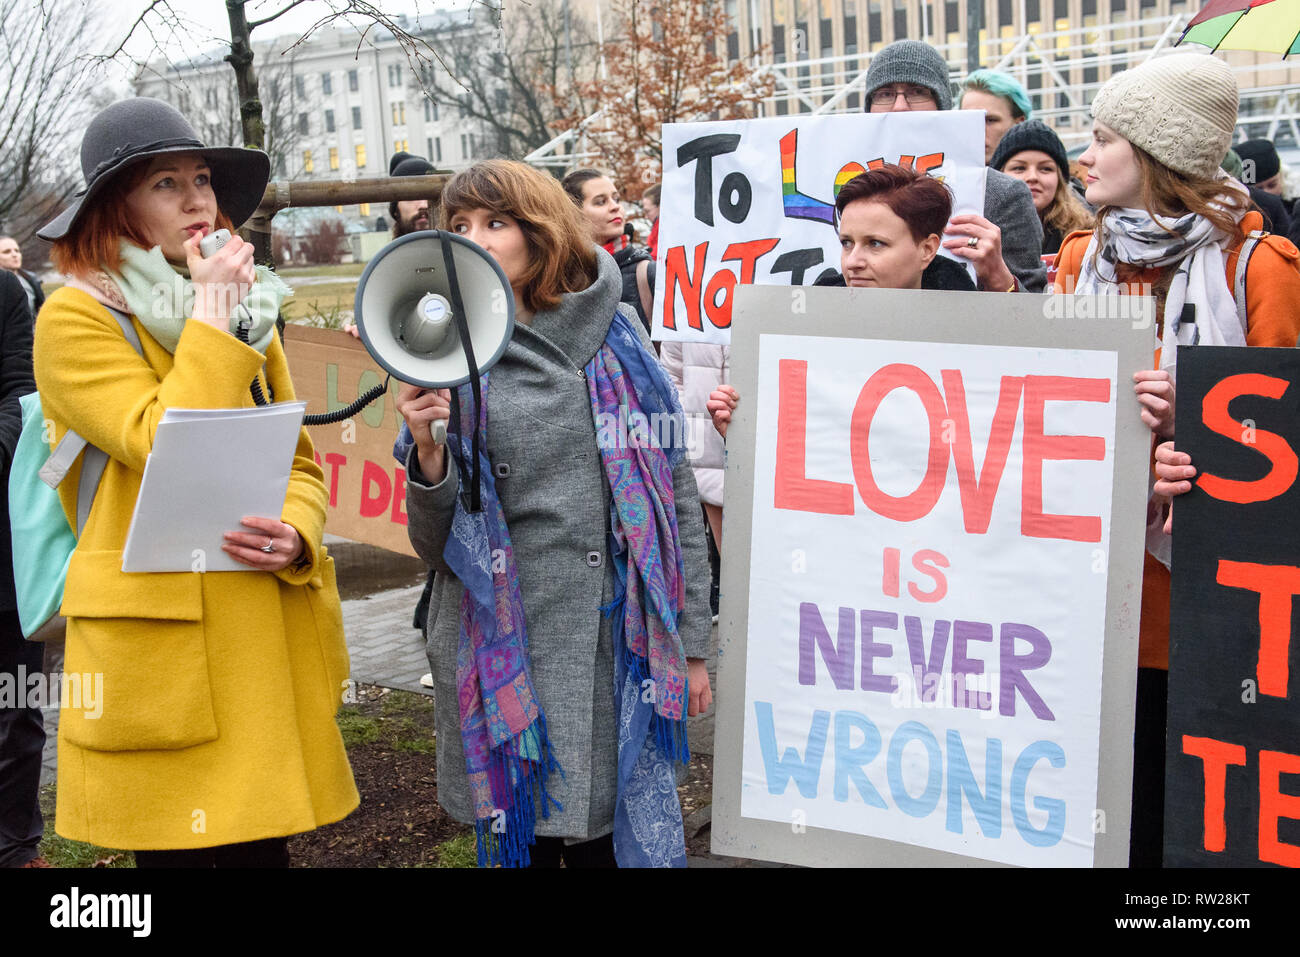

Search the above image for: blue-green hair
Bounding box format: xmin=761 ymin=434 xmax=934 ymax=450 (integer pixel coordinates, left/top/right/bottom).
xmin=960 ymin=70 xmax=1032 ymax=120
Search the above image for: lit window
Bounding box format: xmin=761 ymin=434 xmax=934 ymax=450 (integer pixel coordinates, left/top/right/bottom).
xmin=360 ymin=203 xmax=371 ymax=216
xmin=303 ymin=150 xmax=313 ymax=173
xmin=355 ymin=143 xmax=367 ymax=168
xmin=329 ymin=147 xmax=339 ymax=170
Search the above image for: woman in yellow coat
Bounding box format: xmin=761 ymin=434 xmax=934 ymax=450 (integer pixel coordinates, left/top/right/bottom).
xmin=32 ymin=98 xmax=357 ymax=866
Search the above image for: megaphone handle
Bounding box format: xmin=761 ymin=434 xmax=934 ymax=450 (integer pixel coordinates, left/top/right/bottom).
xmin=431 ymin=419 xmax=447 ymax=445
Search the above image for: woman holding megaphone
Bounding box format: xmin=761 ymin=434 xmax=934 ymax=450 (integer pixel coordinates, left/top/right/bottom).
xmin=32 ymin=97 xmax=357 ymax=866
xmin=394 ymin=160 xmax=714 ymax=868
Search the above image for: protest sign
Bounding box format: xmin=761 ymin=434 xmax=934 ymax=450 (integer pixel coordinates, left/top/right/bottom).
xmin=282 ymin=324 xmax=416 ymax=556
xmin=710 ymin=285 xmax=1152 ymax=867
xmin=1165 ymin=346 xmax=1300 ymax=868
xmin=652 ymin=112 xmax=986 ymax=344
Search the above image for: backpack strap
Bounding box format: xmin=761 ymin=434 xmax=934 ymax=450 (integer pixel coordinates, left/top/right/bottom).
xmin=1232 ymin=228 xmax=1264 ymax=339
xmin=39 ymin=305 xmax=144 ymax=537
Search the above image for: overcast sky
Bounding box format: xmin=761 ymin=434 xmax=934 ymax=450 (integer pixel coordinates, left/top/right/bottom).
xmin=100 ymin=0 xmax=471 ymax=66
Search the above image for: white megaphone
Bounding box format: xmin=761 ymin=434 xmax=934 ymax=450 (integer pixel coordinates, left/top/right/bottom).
xmin=353 ymin=230 xmax=515 ymax=447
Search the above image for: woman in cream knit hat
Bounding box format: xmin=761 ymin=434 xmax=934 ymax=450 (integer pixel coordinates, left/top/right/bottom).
xmin=1053 ymin=52 xmax=1300 ymax=868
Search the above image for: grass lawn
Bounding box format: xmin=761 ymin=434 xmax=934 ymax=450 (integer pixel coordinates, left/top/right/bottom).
xmin=36 ymin=685 xmax=467 ymax=868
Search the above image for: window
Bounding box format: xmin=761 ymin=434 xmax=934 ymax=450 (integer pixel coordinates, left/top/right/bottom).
xmin=424 ymin=99 xmax=432 ymax=122
xmin=297 ymin=113 xmax=309 ymax=135
xmin=352 ymin=106 xmax=362 ymax=130
xmin=295 ymin=75 xmax=305 ymax=99
xmin=303 ymin=150 xmax=313 ymax=173
xmin=325 ymin=109 xmax=335 ymax=133
xmin=392 ymin=101 xmax=406 ymax=125
xmin=427 ymin=137 xmax=434 ymax=161
xmin=434 ymin=136 xmax=442 ymax=162
xmin=348 ymin=69 xmax=359 ymax=92
xmin=355 ymin=143 xmax=367 ymax=168
xmin=461 ymin=133 xmax=469 ymax=158
xmin=388 ymin=64 xmax=401 ymax=87
xmin=495 ymin=89 xmax=507 ymax=112
xmin=321 ymin=72 xmax=332 ymax=95
xmin=892 ymin=0 xmax=906 ymax=38
xmin=360 ymin=202 xmax=371 ymax=216
xmin=458 ymin=95 xmax=468 ymax=118
xmin=205 ymin=87 xmax=217 ymax=108
xmin=329 ymin=147 xmax=339 ymax=171
xmin=432 ymin=100 xmax=438 ymax=122
xmin=394 ymin=138 xmax=408 ymax=153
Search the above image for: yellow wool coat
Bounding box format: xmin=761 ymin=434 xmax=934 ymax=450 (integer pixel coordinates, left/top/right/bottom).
xmin=33 ymin=286 xmax=358 ymax=851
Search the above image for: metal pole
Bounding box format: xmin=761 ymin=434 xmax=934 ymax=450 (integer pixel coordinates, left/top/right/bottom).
xmin=966 ymin=0 xmax=985 ymax=74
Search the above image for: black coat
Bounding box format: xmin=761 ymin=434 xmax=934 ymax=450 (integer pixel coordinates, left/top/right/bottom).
xmin=613 ymin=243 xmax=653 ymax=333
xmin=813 ymin=253 xmax=978 ymax=291
xmin=1249 ymin=187 xmax=1292 ymax=239
xmin=13 ymin=270 xmax=44 ymax=319
xmin=0 ymin=270 xmax=35 ymax=610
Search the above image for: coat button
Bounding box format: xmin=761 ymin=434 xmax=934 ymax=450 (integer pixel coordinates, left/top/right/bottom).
xmin=493 ymin=462 xmax=511 ymax=478
xmin=586 ymin=550 xmax=603 ymax=567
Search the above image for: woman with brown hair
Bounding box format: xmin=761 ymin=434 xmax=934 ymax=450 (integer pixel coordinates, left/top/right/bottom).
xmin=32 ymin=97 xmax=356 ymax=866
xmin=561 ymin=168 xmax=654 ymax=332
xmin=395 ymin=160 xmax=713 ymax=868
xmin=990 ymin=119 xmax=1093 ymax=256
xmin=1052 ymin=54 xmax=1300 ymax=867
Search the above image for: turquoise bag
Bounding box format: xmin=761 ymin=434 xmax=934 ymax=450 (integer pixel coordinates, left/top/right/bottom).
xmin=7 ymin=306 xmax=142 ymax=639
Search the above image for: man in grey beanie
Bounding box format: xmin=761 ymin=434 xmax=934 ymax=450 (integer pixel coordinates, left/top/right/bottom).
xmin=864 ymin=40 xmax=1047 ymax=293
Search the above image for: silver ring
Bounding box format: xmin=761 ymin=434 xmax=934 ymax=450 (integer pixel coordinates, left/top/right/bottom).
xmin=966 ymin=236 xmax=979 ymax=249
xmin=261 ymin=539 xmax=275 ymax=554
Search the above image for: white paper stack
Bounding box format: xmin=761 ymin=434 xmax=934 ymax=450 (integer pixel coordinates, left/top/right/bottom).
xmin=122 ymin=401 xmax=307 ymax=573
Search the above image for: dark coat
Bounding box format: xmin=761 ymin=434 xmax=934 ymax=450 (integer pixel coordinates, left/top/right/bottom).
xmin=13 ymin=270 xmax=44 ymax=319
xmin=404 ymin=249 xmax=713 ymax=839
xmin=613 ymin=243 xmax=653 ymax=333
xmin=814 ymin=252 xmax=978 ymax=291
xmin=0 ymin=270 xmax=36 ymax=611
xmin=1249 ymin=187 xmax=1292 ymax=238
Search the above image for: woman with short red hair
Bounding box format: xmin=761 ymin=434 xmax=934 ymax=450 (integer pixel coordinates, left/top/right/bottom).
xmin=708 ymin=164 xmax=974 ymax=436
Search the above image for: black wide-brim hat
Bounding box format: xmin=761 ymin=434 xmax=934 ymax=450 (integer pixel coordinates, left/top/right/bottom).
xmin=38 ymin=97 xmax=270 ymax=241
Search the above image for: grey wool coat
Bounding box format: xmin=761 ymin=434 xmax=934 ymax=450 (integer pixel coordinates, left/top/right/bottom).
xmin=984 ymin=168 xmax=1048 ymax=293
xmin=405 ymin=248 xmax=715 ymax=840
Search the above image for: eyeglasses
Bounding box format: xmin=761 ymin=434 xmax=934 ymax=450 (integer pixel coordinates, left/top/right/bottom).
xmin=871 ymin=85 xmax=936 ymax=106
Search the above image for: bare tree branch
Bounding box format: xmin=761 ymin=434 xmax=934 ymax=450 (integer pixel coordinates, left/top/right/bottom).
xmin=248 ymin=0 xmax=315 ymax=31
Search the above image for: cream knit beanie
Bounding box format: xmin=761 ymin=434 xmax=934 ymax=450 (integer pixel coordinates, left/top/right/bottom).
xmin=1091 ymin=53 xmax=1238 ymax=181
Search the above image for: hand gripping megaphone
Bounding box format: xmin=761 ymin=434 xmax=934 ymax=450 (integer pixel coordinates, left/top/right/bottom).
xmin=352 ymin=230 xmax=515 ymax=511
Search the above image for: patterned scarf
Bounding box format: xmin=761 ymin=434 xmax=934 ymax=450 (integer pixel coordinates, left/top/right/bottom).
xmin=1075 ymin=202 xmax=1247 ymax=378
xmin=1076 ymin=197 xmax=1249 ymax=572
xmin=432 ymin=309 xmax=690 ymax=868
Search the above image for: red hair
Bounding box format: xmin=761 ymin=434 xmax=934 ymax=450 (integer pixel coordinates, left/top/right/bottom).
xmin=50 ymin=158 xmax=234 ymax=276
xmin=834 ymin=164 xmax=953 ymax=242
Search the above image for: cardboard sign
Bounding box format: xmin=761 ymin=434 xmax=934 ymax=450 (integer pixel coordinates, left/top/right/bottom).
xmin=281 ymin=324 xmax=416 ymax=556
xmin=711 ymin=285 xmax=1152 ymax=867
xmin=1166 ymin=346 xmax=1300 ymax=868
xmin=652 ymin=112 xmax=986 ymax=344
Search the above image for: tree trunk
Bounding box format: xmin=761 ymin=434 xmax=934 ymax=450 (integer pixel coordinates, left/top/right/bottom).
xmin=225 ymin=0 xmax=273 ymax=265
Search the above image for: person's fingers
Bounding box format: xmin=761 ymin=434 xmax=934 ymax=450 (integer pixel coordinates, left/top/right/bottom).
xmin=1164 ymin=500 xmax=1174 ymax=535
xmin=1133 ymin=369 xmax=1172 ymax=382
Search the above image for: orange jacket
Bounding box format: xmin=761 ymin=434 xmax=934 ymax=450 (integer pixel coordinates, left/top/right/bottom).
xmin=1054 ymin=211 xmax=1300 ymax=669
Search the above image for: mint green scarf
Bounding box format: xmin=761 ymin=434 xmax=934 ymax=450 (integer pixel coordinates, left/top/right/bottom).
xmin=106 ymin=242 xmax=290 ymax=355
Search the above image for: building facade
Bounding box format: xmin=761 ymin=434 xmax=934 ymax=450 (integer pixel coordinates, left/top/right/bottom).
xmin=135 ymin=8 xmax=505 ymax=230
xmin=550 ymin=0 xmax=1300 ymax=153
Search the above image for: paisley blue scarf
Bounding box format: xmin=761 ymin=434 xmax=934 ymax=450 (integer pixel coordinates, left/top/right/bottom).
xmin=395 ymin=310 xmax=691 ymax=867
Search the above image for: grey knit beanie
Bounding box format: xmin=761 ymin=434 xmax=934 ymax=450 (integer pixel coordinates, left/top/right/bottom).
xmin=1091 ymin=53 xmax=1238 ymax=180
xmin=863 ymin=40 xmax=954 ymax=111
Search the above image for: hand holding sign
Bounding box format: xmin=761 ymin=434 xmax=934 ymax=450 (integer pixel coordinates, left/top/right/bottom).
xmin=943 ymin=213 xmax=1015 ymax=291
xmin=707 ymin=384 xmax=739 ymax=439
xmin=1153 ymin=440 xmax=1196 ymax=533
